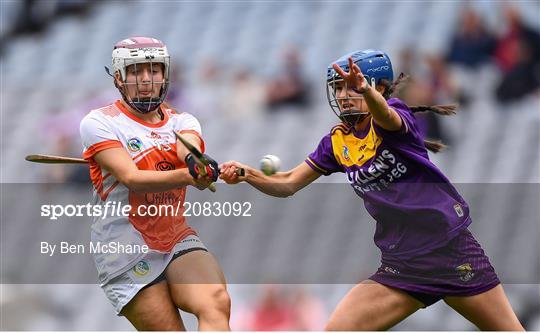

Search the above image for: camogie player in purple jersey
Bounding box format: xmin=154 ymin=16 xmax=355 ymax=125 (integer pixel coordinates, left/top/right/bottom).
xmin=220 ymin=50 xmax=524 ymax=330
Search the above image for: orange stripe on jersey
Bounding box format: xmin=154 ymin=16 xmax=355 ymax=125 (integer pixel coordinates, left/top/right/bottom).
xmin=161 ymin=102 xmax=179 ymax=115
xmin=84 ymin=140 xmax=122 ymax=201
xmin=88 ymin=160 xmax=103 ymax=197
xmin=102 ymin=181 xmax=119 ymax=199
xmin=83 ymin=140 xmax=123 ymax=160
xmin=178 ymin=129 xmax=206 ymax=153
xmin=128 ymin=144 xmax=191 ymax=251
xmin=132 ymin=146 xmax=158 ymax=161
xmin=87 ymin=159 xmax=110 ymax=201
xmin=98 ymin=105 xmax=121 ymax=117
xmin=115 ymin=100 xmax=169 ymax=128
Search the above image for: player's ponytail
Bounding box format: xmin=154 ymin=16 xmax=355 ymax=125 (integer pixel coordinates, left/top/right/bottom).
xmin=410 ymin=104 xmax=457 ymax=153
xmin=409 ymin=104 xmax=457 ymax=116
xmin=423 ymin=139 xmax=446 ymax=153
xmin=381 ymin=73 xmax=409 ymax=100
xmin=380 ymin=74 xmax=458 ymax=153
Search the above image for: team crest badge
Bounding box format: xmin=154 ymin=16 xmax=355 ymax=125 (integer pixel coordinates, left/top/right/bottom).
xmin=127 ymin=137 xmax=143 ymax=152
xmin=156 ymin=160 xmax=175 ymax=171
xmin=454 ymin=203 xmax=464 ymax=217
xmin=342 ymin=145 xmax=351 ymax=161
xmin=455 ymin=263 xmax=475 ymax=282
xmin=133 ymin=260 xmax=150 ymax=277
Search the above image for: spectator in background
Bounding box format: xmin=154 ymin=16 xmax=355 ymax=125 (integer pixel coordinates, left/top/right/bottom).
xmin=13 ymin=0 xmax=57 ymax=34
xmin=239 ymin=285 xmax=325 ymax=331
xmin=496 ymin=38 xmax=540 ymax=103
xmin=223 ymin=67 xmax=266 ymax=118
xmin=266 ymin=47 xmax=310 ymax=111
xmin=494 ymin=5 xmax=540 ymax=103
xmin=397 ymin=48 xmax=416 ymax=75
xmin=11 ymin=0 xmax=90 ymax=35
xmin=446 ymin=7 xmax=496 ymax=69
xmin=184 ymin=59 xmax=227 ymax=120
xmin=494 ymin=5 xmax=540 ymax=73
xmin=289 ymin=288 xmax=326 ymax=330
xmin=396 ymin=50 xmax=459 ymax=144
xmin=245 ymin=285 xmax=296 ymax=330
xmin=165 ymin=63 xmax=191 ymax=113
xmin=41 ymin=88 xmax=123 ymax=183
xmin=425 ymin=54 xmax=462 ymax=104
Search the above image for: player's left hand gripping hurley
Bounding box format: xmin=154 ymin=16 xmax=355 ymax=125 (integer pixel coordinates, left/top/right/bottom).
xmin=174 ymin=131 xmax=218 ymax=192
xmin=185 ymin=153 xmax=219 ymax=183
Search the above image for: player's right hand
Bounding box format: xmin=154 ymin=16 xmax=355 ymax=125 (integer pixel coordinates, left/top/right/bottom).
xmin=332 ymin=56 xmax=369 ymax=94
xmin=220 ymin=161 xmax=248 ymax=184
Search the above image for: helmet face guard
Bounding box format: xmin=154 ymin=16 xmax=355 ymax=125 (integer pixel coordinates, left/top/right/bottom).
xmin=326 ymin=49 xmax=394 ymax=127
xmin=111 ymin=37 xmax=171 ymax=114
xmin=326 ymin=76 xmax=369 ymax=127
xmin=120 ymin=60 xmax=170 ymax=114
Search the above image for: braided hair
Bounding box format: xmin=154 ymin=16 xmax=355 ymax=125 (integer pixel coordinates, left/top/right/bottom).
xmin=380 ymin=73 xmax=457 ymax=153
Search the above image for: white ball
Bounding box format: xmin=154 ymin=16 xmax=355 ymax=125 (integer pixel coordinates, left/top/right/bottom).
xmin=260 ymin=154 xmax=281 ymax=175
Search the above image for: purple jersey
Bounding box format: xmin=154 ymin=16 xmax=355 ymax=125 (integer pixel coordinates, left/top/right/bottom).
xmin=306 ymin=98 xmax=471 ymax=258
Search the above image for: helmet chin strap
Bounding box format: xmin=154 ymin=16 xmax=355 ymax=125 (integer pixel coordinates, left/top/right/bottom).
xmin=118 ymin=82 xmax=162 ymax=114
xmin=339 ymin=111 xmax=369 ymax=127
xmin=106 ymin=66 xmax=164 ymax=114
xmin=338 ymin=98 xmax=370 ymax=127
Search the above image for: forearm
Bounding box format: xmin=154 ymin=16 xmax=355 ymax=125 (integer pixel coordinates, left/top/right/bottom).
xmin=94 ymin=148 xmax=197 ymax=193
xmin=363 ymin=85 xmax=392 ymax=122
xmin=244 ymin=166 xmax=297 ymax=198
xmin=125 ymin=168 xmax=194 ymax=193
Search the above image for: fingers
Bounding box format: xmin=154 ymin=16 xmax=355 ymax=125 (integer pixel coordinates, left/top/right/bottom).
xmin=220 ymin=161 xmax=238 ymax=170
xmin=220 ymin=165 xmax=239 ymax=182
xmin=219 ymin=172 xmax=239 ymax=184
xmin=348 ymin=57 xmax=355 ymax=73
xmin=351 ymin=62 xmax=362 ymax=74
xmin=351 ymin=62 xmax=363 ymax=77
xmin=333 ymin=57 xmax=362 ymax=76
xmin=332 ymin=63 xmax=348 ymax=78
xmin=218 ymin=161 xmax=245 ymax=184
xmin=219 ymin=161 xmax=243 ymax=173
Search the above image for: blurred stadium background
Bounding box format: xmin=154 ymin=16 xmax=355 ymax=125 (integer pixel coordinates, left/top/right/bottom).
xmin=1 ymin=0 xmax=539 ymax=330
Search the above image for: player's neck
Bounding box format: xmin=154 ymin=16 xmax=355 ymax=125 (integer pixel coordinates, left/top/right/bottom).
xmin=354 ymin=115 xmax=371 ymax=131
xmin=120 ymin=99 xmax=164 ymax=124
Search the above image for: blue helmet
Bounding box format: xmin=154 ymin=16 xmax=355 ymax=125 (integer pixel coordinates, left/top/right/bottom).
xmin=326 ymin=49 xmax=394 ymax=86
xmin=326 ymin=50 xmax=394 ymax=126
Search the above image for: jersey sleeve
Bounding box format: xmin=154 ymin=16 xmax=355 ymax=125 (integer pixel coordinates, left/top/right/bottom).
xmin=373 ymin=98 xmax=423 ymax=141
xmin=305 ymin=134 xmax=343 ymax=175
xmin=173 ymin=112 xmax=205 ymax=153
xmin=80 ymin=113 xmax=122 ymax=160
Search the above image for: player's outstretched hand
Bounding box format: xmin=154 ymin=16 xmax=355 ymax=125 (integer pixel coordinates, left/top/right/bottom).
xmin=220 ymin=161 xmax=248 ymax=185
xmin=332 ymin=57 xmax=369 ymax=94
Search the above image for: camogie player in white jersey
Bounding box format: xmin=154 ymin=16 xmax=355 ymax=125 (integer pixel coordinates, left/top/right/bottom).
xmin=79 ymin=37 xmax=230 ymax=330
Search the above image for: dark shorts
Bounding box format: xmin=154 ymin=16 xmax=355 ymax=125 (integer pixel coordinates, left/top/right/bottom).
xmin=369 ymin=228 xmax=500 ymax=307
xmin=141 ymin=247 xmax=208 ymax=290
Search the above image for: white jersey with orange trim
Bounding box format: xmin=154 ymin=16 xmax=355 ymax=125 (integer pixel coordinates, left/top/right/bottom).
xmin=79 ymin=100 xmax=204 ymax=284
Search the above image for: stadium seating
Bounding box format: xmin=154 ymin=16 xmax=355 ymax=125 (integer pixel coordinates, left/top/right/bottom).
xmin=1 ymin=1 xmax=538 ymax=330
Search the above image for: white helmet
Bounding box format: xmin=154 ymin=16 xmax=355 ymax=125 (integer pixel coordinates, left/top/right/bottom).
xmin=110 ymin=36 xmax=171 ymax=114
